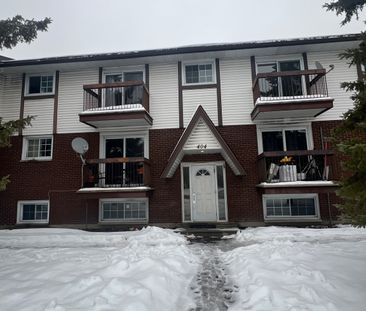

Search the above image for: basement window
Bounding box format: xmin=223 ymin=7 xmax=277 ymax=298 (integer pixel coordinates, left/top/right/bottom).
xmin=100 ymin=199 xmax=148 ymax=222
xmin=263 ymin=194 xmax=320 ymax=220
xmin=17 ymin=201 xmax=49 ymax=224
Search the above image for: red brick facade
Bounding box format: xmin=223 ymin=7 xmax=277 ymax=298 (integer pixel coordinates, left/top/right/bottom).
xmin=0 ymin=121 xmax=346 ymax=228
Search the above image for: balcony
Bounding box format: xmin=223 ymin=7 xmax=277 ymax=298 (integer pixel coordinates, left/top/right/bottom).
xmin=257 ymin=150 xmax=337 ymax=190
xmin=79 ymin=81 xmax=152 ymax=128
xmin=251 ymin=69 xmax=334 ymax=121
xmin=81 ymin=157 xmax=151 ymax=190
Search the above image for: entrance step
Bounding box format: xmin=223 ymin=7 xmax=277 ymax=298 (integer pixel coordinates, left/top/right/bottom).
xmin=179 ymin=226 xmax=240 ymax=241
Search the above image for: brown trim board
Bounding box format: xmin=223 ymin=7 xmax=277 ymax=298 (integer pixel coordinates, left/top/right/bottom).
xmin=53 ymin=70 xmax=60 ymax=134
xmin=215 ymin=58 xmax=223 ymax=126
xmin=178 ymin=61 xmax=183 ymax=128
xmin=19 ymin=73 xmax=26 ymax=136
xmin=250 ymin=56 xmax=256 ymax=82
xmin=145 ymin=64 xmax=149 ymax=90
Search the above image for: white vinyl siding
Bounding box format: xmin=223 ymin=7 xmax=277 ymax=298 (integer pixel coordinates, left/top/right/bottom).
xmin=22 ymin=98 xmax=54 ymax=135
xmin=307 ymin=50 xmax=358 ymax=121
xmin=183 ymin=88 xmax=218 ymax=126
xmin=57 ymin=69 xmax=98 ymax=133
xmin=149 ymin=63 xmax=179 ymax=129
xmin=220 ymin=58 xmax=253 ymax=125
xmin=183 ymin=119 xmax=220 ymax=151
xmin=0 ymin=73 xmax=22 ymax=124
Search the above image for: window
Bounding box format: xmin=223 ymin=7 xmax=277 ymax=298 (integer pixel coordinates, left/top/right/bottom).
xmin=183 ymin=62 xmax=215 ymax=84
xmin=17 ymin=201 xmax=49 ymax=224
xmin=261 ymin=128 xmax=308 ymax=152
xmin=196 ymin=169 xmax=210 ymax=176
xmin=23 ymin=136 xmax=53 ymax=160
xmin=257 ymin=60 xmax=303 ymax=97
xmin=26 ymin=74 xmax=54 ymax=95
xmin=103 ymin=70 xmax=144 ymax=107
xmin=100 ymin=199 xmax=148 ymax=222
xmin=104 ymin=137 xmax=145 ymax=186
xmin=263 ymin=194 xmax=319 ymax=219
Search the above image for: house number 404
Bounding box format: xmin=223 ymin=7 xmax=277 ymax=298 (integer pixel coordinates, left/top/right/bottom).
xmin=197 ymin=144 xmax=207 ymax=149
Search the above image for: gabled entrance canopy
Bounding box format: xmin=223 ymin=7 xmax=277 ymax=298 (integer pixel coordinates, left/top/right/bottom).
xmin=161 ymin=105 xmax=246 ymax=178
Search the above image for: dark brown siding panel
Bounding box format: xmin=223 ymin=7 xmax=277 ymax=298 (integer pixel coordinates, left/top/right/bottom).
xmin=19 ymin=73 xmax=26 ymax=136
xmin=302 ymin=52 xmax=309 ymax=70
xmin=145 ymin=64 xmax=149 ymax=90
xmin=250 ymin=56 xmax=256 ymax=82
xmin=53 ymin=70 xmax=60 ymax=134
xmin=216 ymin=58 xmax=223 ymax=126
xmin=98 ymin=67 xmax=103 ymax=83
xmin=178 ymin=61 xmax=183 ymax=128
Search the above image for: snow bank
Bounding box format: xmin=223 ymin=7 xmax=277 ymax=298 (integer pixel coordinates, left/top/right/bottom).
xmin=223 ymin=226 xmax=366 ymax=311
xmin=0 ymin=227 xmax=198 ymax=311
xmin=233 ymin=225 xmax=366 ymax=243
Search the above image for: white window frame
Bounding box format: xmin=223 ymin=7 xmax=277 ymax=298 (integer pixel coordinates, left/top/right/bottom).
xmin=25 ymin=73 xmax=55 ymax=96
xmin=101 ymin=67 xmax=146 ymax=108
xmin=99 ymin=198 xmax=149 ymax=223
xmin=256 ymin=124 xmax=314 ymax=154
xmin=99 ymin=131 xmax=149 ymax=187
xmin=100 ymin=131 xmax=149 ymax=159
xmin=256 ymin=58 xmax=305 ymax=97
xmin=263 ymin=193 xmax=320 ymax=221
xmin=180 ymin=161 xmax=228 ymax=223
xmin=182 ymin=60 xmax=216 ymax=85
xmin=17 ymin=200 xmax=50 ymax=224
xmin=22 ymin=136 xmax=53 ymax=161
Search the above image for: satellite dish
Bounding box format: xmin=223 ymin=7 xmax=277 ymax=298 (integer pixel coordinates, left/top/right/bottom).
xmin=71 ymin=137 xmax=89 ymax=155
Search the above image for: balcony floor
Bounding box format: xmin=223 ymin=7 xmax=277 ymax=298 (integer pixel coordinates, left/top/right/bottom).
xmin=251 ymin=96 xmax=334 ymax=121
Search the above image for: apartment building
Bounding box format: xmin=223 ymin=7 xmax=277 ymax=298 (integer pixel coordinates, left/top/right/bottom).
xmin=0 ymin=34 xmax=361 ymax=228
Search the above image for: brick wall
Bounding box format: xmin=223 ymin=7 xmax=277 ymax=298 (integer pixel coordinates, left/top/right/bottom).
xmin=0 ymin=120 xmax=352 ymax=226
xmin=0 ymin=133 xmax=99 ymax=226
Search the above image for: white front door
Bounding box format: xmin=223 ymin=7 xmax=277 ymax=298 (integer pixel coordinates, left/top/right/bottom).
xmin=191 ymin=165 xmax=217 ymax=221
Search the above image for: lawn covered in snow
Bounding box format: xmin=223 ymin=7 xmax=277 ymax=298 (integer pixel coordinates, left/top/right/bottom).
xmin=0 ymin=227 xmax=199 ymax=311
xmin=223 ymin=226 xmax=366 ymax=311
xmin=0 ymin=226 xmax=365 ymax=311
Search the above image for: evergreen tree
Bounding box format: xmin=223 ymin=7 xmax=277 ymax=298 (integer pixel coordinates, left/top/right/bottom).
xmin=324 ymin=0 xmax=366 ymax=226
xmin=0 ymin=15 xmax=51 ymax=190
xmin=0 ymin=15 xmax=51 ymax=49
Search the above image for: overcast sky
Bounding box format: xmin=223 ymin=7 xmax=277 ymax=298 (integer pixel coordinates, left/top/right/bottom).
xmin=1 ymin=0 xmax=365 ymax=60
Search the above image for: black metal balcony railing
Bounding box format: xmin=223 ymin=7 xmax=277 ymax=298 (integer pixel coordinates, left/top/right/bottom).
xmin=252 ymin=69 xmax=328 ymax=103
xmin=257 ymin=150 xmax=334 ymax=183
xmin=83 ymin=81 xmax=149 ymax=112
xmin=83 ymin=157 xmax=151 ymax=188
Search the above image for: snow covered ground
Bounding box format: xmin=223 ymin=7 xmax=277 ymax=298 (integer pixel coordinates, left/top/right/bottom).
xmin=0 ymin=227 xmax=199 ymax=311
xmin=223 ymin=226 xmax=366 ymax=311
xmin=0 ymin=226 xmax=365 ymax=311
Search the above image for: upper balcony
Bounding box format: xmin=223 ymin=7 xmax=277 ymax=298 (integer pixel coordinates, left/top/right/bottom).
xmin=79 ymin=81 xmax=153 ymax=128
xmin=251 ymin=69 xmax=334 ymax=121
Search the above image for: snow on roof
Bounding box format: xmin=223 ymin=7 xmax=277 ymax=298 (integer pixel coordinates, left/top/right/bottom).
xmin=0 ymin=33 xmax=361 ymax=68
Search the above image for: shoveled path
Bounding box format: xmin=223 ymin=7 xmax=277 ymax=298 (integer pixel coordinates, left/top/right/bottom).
xmin=188 ymin=237 xmax=240 ymax=311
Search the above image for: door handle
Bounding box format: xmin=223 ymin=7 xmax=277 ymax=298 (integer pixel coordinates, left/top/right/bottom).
xmin=192 ymin=193 xmax=196 ymax=204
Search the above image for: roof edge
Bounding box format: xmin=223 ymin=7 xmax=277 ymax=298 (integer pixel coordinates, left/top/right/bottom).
xmin=0 ymin=33 xmax=361 ymax=68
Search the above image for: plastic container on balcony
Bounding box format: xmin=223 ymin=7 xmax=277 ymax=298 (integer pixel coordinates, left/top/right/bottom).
xmin=279 ymin=165 xmax=297 ymax=182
